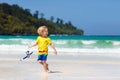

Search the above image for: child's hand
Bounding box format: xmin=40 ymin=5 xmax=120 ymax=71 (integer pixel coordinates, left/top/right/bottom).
xmin=50 ymin=43 xmax=57 ymax=55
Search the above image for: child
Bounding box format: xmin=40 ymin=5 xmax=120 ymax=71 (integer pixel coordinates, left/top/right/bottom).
xmin=28 ymin=26 xmax=57 ymax=72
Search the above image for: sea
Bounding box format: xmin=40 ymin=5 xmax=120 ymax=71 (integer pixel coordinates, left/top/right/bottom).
xmin=0 ymin=35 xmax=120 ymax=58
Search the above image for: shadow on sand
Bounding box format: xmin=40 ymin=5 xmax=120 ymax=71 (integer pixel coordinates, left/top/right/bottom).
xmin=40 ymin=71 xmax=62 ymax=80
xmin=48 ymin=71 xmax=62 ymax=73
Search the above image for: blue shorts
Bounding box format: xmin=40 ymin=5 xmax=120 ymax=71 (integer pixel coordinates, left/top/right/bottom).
xmin=37 ymin=54 xmax=48 ymax=61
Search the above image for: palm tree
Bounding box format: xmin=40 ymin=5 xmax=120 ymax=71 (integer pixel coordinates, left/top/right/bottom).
xmin=60 ymin=19 xmax=63 ymax=25
xmin=40 ymin=13 xmax=44 ymax=19
xmin=50 ymin=16 xmax=54 ymax=22
xmin=33 ymin=10 xmax=39 ymax=19
xmin=56 ymin=18 xmax=60 ymax=24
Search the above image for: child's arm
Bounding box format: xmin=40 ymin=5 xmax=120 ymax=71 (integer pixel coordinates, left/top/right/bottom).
xmin=50 ymin=43 xmax=57 ymax=55
xmin=28 ymin=42 xmax=37 ymax=48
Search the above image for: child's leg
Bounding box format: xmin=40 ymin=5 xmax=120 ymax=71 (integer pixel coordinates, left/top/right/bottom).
xmin=38 ymin=54 xmax=49 ymax=72
xmin=46 ymin=64 xmax=49 ymax=71
xmin=42 ymin=61 xmax=48 ymax=72
xmin=39 ymin=61 xmax=49 ymax=71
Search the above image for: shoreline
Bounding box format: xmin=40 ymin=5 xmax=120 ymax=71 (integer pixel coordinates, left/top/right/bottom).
xmin=0 ymin=58 xmax=120 ymax=65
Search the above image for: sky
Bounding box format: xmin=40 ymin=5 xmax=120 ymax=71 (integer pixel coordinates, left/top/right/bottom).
xmin=1 ymin=0 xmax=120 ymax=35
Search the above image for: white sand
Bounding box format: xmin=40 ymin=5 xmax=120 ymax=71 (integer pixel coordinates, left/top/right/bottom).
xmin=0 ymin=55 xmax=120 ymax=80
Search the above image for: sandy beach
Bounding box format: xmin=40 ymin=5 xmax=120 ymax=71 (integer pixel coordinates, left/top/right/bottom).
xmin=0 ymin=54 xmax=120 ymax=80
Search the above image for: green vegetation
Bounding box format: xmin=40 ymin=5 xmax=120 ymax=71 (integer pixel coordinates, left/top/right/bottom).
xmin=0 ymin=3 xmax=84 ymax=35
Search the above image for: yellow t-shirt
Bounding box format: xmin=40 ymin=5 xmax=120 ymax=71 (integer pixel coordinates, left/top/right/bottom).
xmin=36 ymin=36 xmax=52 ymax=54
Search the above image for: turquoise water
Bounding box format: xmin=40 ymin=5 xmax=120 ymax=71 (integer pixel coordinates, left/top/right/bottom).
xmin=0 ymin=35 xmax=120 ymax=57
xmin=1 ymin=35 xmax=120 ymax=40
